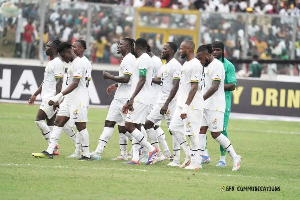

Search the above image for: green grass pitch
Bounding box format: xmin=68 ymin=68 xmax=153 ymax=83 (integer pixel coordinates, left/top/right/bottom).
xmin=0 ymin=103 xmax=299 ymax=199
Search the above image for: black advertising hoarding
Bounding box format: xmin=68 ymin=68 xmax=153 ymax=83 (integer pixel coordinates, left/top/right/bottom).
xmin=1 ymin=64 xmax=299 ymax=117
xmin=0 ymin=64 xmax=117 ymax=106
xmin=231 ymin=78 xmax=300 ymax=117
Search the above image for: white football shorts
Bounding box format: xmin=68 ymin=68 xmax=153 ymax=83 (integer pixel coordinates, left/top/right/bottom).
xmin=40 ymin=98 xmax=57 ymax=119
xmin=126 ymin=102 xmax=150 ymax=124
xmin=147 ymin=99 xmax=176 ymax=127
xmin=202 ymin=109 xmax=224 ymax=132
xmin=169 ymin=106 xmax=203 ymax=136
xmin=106 ymin=98 xmax=128 ymax=126
xmin=57 ymin=101 xmax=88 ymax=123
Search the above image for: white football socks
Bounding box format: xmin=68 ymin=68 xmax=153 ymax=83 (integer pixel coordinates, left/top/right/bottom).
xmin=172 ymin=134 xmax=180 ymax=161
xmin=79 ymin=128 xmax=90 ymax=157
xmin=215 ymin=134 xmax=237 ymax=159
xmin=119 ymin=133 xmax=128 ymax=156
xmin=63 ymin=123 xmax=76 ymax=142
xmin=173 ymin=131 xmax=190 ymax=158
xmin=198 ymin=134 xmax=206 ymax=156
xmin=95 ymin=127 xmax=114 ymax=154
xmin=156 ymin=127 xmax=171 ymax=157
xmin=46 ymin=126 xmax=63 ymax=154
xmin=131 ymin=129 xmax=155 ymax=152
xmin=35 ymin=120 xmax=51 ymax=143
xmin=189 ymin=134 xmax=201 ymax=165
xmin=131 ymin=137 xmax=140 ymax=161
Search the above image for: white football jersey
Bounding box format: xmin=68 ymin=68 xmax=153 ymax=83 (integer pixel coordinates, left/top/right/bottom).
xmin=149 ymin=55 xmax=163 ymax=105
xmin=41 ymin=57 xmax=64 ymax=100
xmin=64 ymin=57 xmax=89 ymax=106
xmin=202 ymin=58 xmax=225 ymax=112
xmin=81 ymin=56 xmax=92 ymax=105
xmin=131 ymin=53 xmax=153 ymax=105
xmin=157 ymin=58 xmax=181 ymax=104
xmin=114 ymin=53 xmax=135 ymax=100
xmin=177 ymin=58 xmax=204 ymax=110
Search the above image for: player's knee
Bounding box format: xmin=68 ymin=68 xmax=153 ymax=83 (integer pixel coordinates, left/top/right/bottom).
xmin=125 ymin=122 xmax=134 ymax=133
xmin=75 ymin=122 xmax=86 ymax=132
xmin=105 ymin=120 xmax=116 ymax=127
xmin=211 ymin=132 xmax=221 ymax=139
xmin=144 ymin=120 xmax=154 ymax=130
xmin=118 ymin=125 xmax=126 ymax=134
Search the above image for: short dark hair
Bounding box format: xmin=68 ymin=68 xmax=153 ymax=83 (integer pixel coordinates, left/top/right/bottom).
xmin=197 ymin=44 xmax=213 ymax=54
xmin=212 ymin=41 xmax=224 ymax=51
xmin=167 ymin=42 xmax=177 ymax=53
xmin=212 ymin=41 xmax=224 ymax=62
xmin=76 ymin=39 xmax=87 ymax=50
xmin=52 ymin=39 xmax=61 ymax=48
xmin=57 ymin=42 xmax=72 ymax=54
xmin=135 ymin=38 xmax=148 ymax=50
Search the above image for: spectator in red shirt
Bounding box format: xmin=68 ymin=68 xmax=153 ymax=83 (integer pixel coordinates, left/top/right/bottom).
xmin=22 ymin=18 xmax=34 ymax=59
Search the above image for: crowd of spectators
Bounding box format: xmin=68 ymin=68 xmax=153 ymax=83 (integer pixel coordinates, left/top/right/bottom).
xmin=0 ymin=0 xmax=299 ymax=76
xmin=84 ymin=0 xmax=300 ymax=16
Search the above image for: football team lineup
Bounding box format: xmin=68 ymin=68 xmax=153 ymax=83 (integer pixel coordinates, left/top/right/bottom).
xmin=29 ymin=38 xmax=242 ymax=171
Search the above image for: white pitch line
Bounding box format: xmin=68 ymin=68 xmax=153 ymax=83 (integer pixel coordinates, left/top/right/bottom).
xmin=1 ymin=162 xmax=295 ymax=181
xmin=229 ymin=128 xmax=300 ymax=135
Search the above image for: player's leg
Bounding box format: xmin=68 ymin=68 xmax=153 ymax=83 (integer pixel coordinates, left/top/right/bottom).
xmin=90 ymin=99 xmax=122 ymax=159
xmin=169 ymin=107 xmax=190 ymax=168
xmin=155 ymin=126 xmax=172 ymax=158
xmin=217 ymin=111 xmax=230 ymax=166
xmin=185 ymin=109 xmax=203 ymax=170
xmin=35 ymin=109 xmax=50 ymax=143
xmin=209 ymin=111 xmax=241 ymax=171
xmin=144 ymin=104 xmax=165 ymax=163
xmin=114 ymin=125 xmax=130 ymax=160
xmin=32 ymin=114 xmax=69 ymax=158
xmin=125 ymin=102 xmax=159 ymax=165
xmin=75 ymin=121 xmax=90 ymax=160
xmin=35 ymin=99 xmax=56 ymax=144
xmin=167 ymin=130 xmax=181 ymax=167
xmin=90 ymin=120 xmax=116 ymax=160
xmin=46 ymin=114 xmax=62 ymax=156
xmin=200 ymin=109 xmax=211 ymax=164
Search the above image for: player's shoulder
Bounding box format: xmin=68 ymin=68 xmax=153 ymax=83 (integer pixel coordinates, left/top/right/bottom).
xmin=139 ymin=53 xmax=152 ymax=65
xmin=152 ymin=55 xmax=162 ymax=67
xmin=123 ymin=53 xmax=136 ymax=63
xmin=73 ymin=57 xmax=85 ymax=68
xmin=169 ymin=58 xmax=182 ymax=67
xmin=189 ymin=58 xmax=202 ymax=69
xmin=212 ymin=58 xmax=224 ymax=69
xmin=52 ymin=57 xmax=63 ymax=65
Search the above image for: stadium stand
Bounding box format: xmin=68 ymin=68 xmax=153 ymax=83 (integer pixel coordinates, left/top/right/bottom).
xmin=0 ymin=0 xmax=299 ymax=76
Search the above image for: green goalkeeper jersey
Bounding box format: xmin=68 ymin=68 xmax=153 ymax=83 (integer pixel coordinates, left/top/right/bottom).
xmin=219 ymin=58 xmax=237 ymax=112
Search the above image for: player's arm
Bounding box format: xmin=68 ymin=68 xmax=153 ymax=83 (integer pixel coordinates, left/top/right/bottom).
xmin=152 ymin=77 xmax=162 ymax=85
xmin=124 ymin=69 xmax=146 ymax=113
xmin=55 ymin=77 xmax=63 ymax=94
xmin=61 ymin=78 xmax=80 ymax=96
xmin=180 ymin=82 xmax=198 ymax=119
xmin=224 ymin=63 xmax=237 ymax=91
xmin=103 ymin=71 xmax=131 ymax=83
xmin=106 ymin=83 xmax=118 ymax=95
xmin=160 ymin=79 xmax=179 ymax=115
xmin=49 ymin=65 xmax=82 ymax=106
xmin=203 ymin=80 xmax=220 ymax=101
xmin=28 ymin=82 xmax=43 ymax=105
